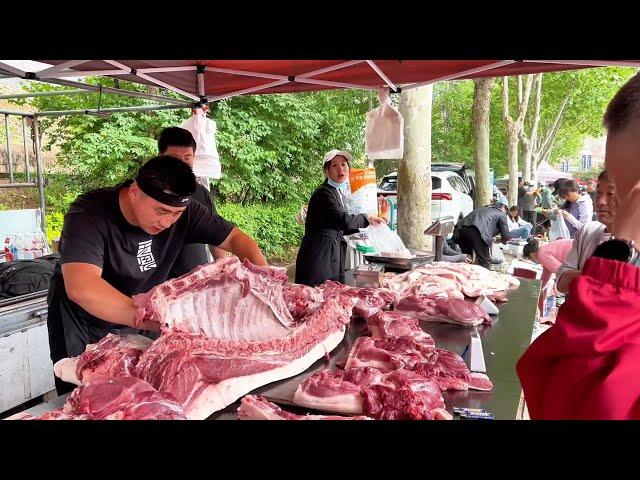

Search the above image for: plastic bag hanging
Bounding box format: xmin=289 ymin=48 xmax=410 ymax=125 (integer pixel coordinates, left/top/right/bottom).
xmin=179 ymin=107 xmax=222 ymax=180
xmin=549 ymin=216 xmax=571 ymax=241
xmin=365 ymin=89 xmax=405 ymax=160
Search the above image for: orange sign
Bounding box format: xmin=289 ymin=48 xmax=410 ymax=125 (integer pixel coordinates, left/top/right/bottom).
xmin=349 ymin=168 xmax=377 ymax=193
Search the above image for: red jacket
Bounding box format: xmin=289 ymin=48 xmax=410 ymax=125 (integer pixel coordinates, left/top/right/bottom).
xmin=516 ymin=257 xmax=640 ymax=419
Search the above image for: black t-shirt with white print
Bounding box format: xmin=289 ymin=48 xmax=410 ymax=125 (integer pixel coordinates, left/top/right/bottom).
xmin=49 ymin=180 xmax=234 ymax=338
xmin=168 ymin=183 xmax=218 ymax=279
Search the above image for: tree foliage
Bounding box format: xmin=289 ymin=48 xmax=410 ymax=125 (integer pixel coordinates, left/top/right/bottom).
xmin=15 ymin=79 xmax=372 ymax=207
xmin=431 ymin=67 xmax=637 ymax=178
xmin=12 ymin=79 xmax=372 ymax=257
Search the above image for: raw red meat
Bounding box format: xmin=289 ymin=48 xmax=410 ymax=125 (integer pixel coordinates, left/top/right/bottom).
xmin=237 ymin=395 xmax=371 ymax=420
xmin=344 ymin=336 xmax=493 ymax=392
xmin=318 ymin=280 xmax=398 ymax=320
xmin=135 ymin=295 xmax=356 ymax=419
xmin=293 ymin=367 xmax=451 ymax=420
xmin=360 ymin=369 xmax=451 ymax=420
xmin=21 ymin=377 xmax=186 ymax=420
xmin=366 ymin=310 xmax=434 ymax=342
xmin=381 ymin=263 xmax=518 ymax=301
xmin=345 ymin=336 xmax=437 ymax=372
xmin=283 ymin=283 xmax=324 ymax=320
xmin=133 ymin=257 xmax=296 ymax=341
xmin=395 ymin=296 xmax=492 ymax=327
xmin=53 ymin=334 xmax=153 ymax=386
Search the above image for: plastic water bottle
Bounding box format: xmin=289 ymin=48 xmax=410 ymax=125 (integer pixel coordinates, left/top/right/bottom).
xmin=3 ymin=237 xmax=13 ymax=262
xmin=22 ymin=233 xmax=35 ymax=260
xmin=31 ymin=231 xmax=43 ymax=258
xmin=543 ymin=294 xmax=555 ymax=318
xmin=12 ymin=234 xmax=24 ymax=260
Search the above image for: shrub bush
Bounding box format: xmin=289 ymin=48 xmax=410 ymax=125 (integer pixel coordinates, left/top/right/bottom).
xmin=217 ymin=202 xmax=304 ymax=258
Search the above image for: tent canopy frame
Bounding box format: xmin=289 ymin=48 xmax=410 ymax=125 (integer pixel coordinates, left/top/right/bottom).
xmin=0 ymin=58 xmax=638 ymax=234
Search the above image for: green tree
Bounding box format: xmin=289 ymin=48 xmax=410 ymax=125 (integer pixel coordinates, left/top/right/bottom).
xmin=431 ymin=80 xmax=475 ymax=165
xmin=13 ymin=79 xmax=372 ymax=257
xmin=16 ymin=79 xmax=372 ymax=207
xmin=430 ymin=67 xmax=638 ymax=180
xmin=492 ymin=67 xmax=637 ymax=175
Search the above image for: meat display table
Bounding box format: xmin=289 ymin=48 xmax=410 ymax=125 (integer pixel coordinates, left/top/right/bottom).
xmin=13 ymin=276 xmax=540 ymax=421
xmin=210 ymin=276 xmax=541 ymax=420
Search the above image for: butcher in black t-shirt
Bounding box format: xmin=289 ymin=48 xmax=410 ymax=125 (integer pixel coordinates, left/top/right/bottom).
xmin=157 ymin=127 xmax=228 ymax=278
xmin=47 ymin=156 xmax=267 ymax=394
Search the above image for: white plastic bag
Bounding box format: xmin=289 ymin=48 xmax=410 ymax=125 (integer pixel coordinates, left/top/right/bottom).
xmin=549 ymin=216 xmax=571 ymax=241
xmin=491 ymin=243 xmax=506 ymax=263
xmin=180 ymin=108 xmax=221 ymax=179
xmin=367 ymin=223 xmax=412 ymax=258
xmin=365 ymin=89 xmax=404 ymax=160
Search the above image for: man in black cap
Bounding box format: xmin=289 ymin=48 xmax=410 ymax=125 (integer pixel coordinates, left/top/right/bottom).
xmin=46 ymin=156 xmax=266 ymax=394
xmin=157 ymin=126 xmax=227 ymax=278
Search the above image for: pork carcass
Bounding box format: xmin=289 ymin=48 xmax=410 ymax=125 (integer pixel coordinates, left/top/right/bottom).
xmin=318 ymin=280 xmax=398 ymax=320
xmin=53 ymin=259 xmax=357 ymax=419
xmin=381 ymin=263 xmax=518 ymax=302
xmin=133 ymin=257 xmax=296 ymax=341
xmin=394 ymin=296 xmax=492 ymax=327
xmin=344 ymin=336 xmax=437 ymax=372
xmin=18 ymin=377 xmax=186 ymax=420
xmin=237 ymin=395 xmax=371 ymax=420
xmin=430 ymin=262 xmax=520 ymax=297
xmin=134 ymin=295 xmax=356 ymax=419
xmin=366 ymin=310 xmax=433 ymax=342
xmin=284 ymin=281 xmax=398 ymax=322
xmin=54 ymin=333 xmax=153 ymax=386
xmin=283 ymin=283 xmax=324 ymax=320
xmin=344 ymin=336 xmax=493 ymax=392
xmin=293 ymin=367 xmax=452 ymax=420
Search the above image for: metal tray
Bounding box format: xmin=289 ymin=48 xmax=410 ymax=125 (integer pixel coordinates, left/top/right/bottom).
xmin=364 ymin=253 xmax=433 ymax=270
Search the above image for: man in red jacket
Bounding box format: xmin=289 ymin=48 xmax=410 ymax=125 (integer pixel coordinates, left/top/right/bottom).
xmin=516 ymin=72 xmax=640 ymax=420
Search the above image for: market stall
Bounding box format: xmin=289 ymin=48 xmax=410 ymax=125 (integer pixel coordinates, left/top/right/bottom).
xmin=2 ymin=58 xmax=620 ymax=420
xmin=11 ymin=257 xmax=539 ymax=421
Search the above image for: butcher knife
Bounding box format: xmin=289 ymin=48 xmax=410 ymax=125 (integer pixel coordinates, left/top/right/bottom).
xmin=468 ymin=327 xmax=486 ymax=373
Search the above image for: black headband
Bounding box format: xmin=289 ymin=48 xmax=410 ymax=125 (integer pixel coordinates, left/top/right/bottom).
xmin=136 ymin=176 xmax=192 ymax=207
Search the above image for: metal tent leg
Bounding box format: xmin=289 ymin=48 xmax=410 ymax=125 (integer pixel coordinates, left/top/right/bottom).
xmin=32 ymin=117 xmax=46 ymax=233
xmin=22 ymin=116 xmax=30 ymax=183
xmin=4 ymin=114 xmax=14 ymax=183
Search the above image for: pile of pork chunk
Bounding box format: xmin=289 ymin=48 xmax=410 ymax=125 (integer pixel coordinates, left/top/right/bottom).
xmin=24 ymin=258 xmax=517 ymax=420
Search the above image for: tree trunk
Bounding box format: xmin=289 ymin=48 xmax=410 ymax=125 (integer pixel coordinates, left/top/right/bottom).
xmin=531 ymin=151 xmax=541 ymax=185
xmin=531 ymin=86 xmax=573 ymax=179
xmin=520 ymin=74 xmax=543 ymax=183
xmin=398 ymin=84 xmax=433 ymax=251
xmin=503 ymin=75 xmax=534 ymax=206
xmin=472 ymin=78 xmax=495 ymax=208
xmin=507 ymin=133 xmax=519 ymax=207
xmin=517 ymin=75 xmax=523 ymax=105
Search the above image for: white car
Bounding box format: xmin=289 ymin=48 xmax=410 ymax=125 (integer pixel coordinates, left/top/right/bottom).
xmin=378 ymin=170 xmax=474 ymax=223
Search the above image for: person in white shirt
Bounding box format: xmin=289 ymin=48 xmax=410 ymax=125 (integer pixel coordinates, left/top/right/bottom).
xmin=556 ymin=179 xmax=595 ymax=239
xmin=507 ymin=206 xmax=533 ymax=239
xmin=556 ymin=170 xmax=617 ymax=293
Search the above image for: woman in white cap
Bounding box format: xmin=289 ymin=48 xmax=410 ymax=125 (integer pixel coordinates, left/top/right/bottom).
xmin=295 ymin=149 xmax=385 ymax=286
